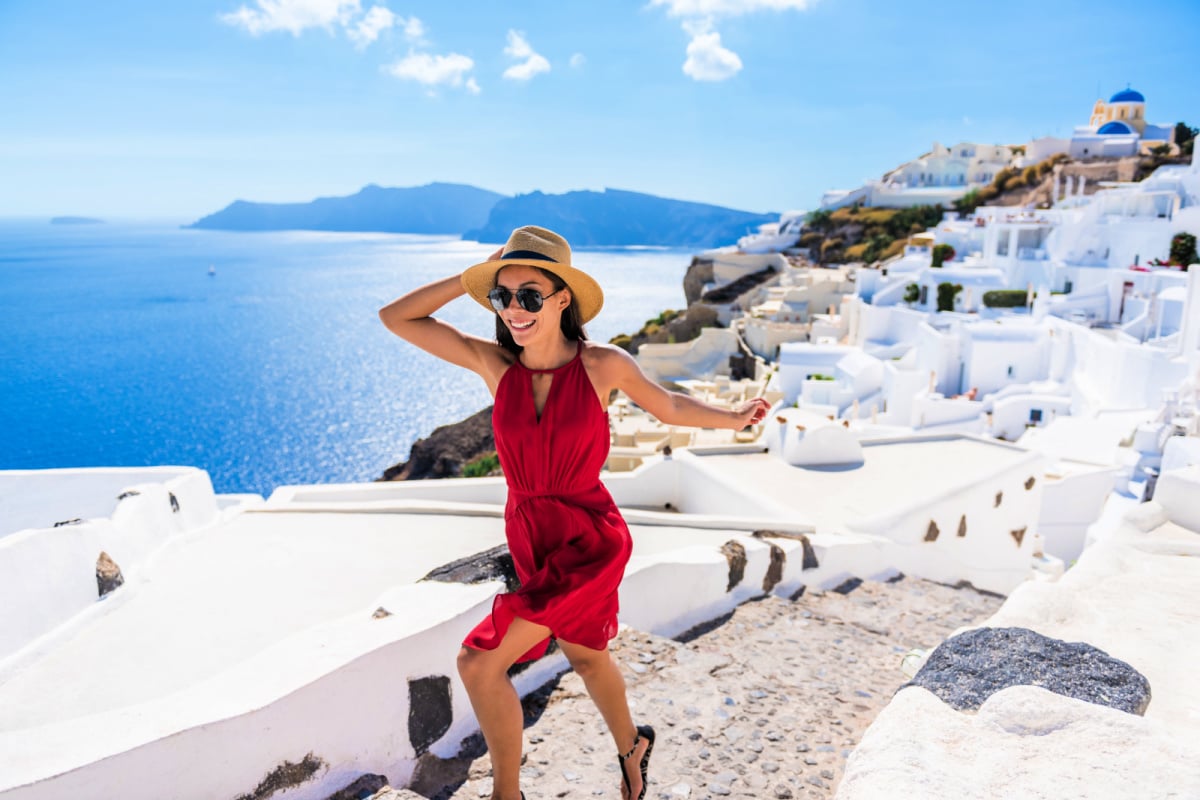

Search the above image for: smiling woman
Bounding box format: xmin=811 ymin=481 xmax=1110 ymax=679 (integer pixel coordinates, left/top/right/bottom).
xmin=377 ymin=225 xmax=768 ymax=800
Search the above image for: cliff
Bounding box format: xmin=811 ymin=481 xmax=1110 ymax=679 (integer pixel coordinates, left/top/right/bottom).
xmin=378 ymin=406 xmax=497 ymax=481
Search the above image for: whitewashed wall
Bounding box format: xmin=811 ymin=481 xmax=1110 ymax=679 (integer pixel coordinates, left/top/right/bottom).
xmin=0 ymin=468 xmax=219 ymax=660
xmin=846 ymin=440 xmax=1044 ymax=594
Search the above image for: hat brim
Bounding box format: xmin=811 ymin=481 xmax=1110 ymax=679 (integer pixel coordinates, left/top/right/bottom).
xmin=461 ymin=258 xmax=604 ymax=324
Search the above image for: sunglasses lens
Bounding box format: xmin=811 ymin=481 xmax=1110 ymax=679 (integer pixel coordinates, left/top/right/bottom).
xmin=516 ymin=288 xmax=544 ymax=313
xmin=488 ymin=287 xmax=511 ymax=313
xmin=489 ymin=287 xmax=545 ymax=313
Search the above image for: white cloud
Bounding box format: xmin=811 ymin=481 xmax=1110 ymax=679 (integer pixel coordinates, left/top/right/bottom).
xmin=346 ymin=5 xmax=395 ymax=48
xmin=502 ymin=30 xmax=551 ymax=81
xmin=570 ymin=52 xmax=586 ymax=68
xmin=402 ymin=16 xmax=426 ymax=43
xmin=683 ymin=30 xmax=742 ymax=81
xmin=651 ymin=0 xmax=816 ymax=16
xmin=220 ymin=0 xmax=361 ymax=36
xmin=385 ymin=51 xmax=478 ymax=92
xmin=653 ymin=0 xmax=817 ymax=81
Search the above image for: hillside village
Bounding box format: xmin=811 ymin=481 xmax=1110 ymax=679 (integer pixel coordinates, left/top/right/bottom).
xmin=2 ymin=86 xmax=1198 ymax=800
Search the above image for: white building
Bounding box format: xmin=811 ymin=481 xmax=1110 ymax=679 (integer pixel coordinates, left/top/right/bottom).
xmin=822 ymin=141 xmax=1018 ymax=210
xmin=1069 ymin=87 xmax=1175 ymax=160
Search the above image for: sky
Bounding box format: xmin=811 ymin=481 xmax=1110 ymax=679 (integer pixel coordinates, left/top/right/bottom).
xmin=1 ymin=0 xmax=1198 ymax=221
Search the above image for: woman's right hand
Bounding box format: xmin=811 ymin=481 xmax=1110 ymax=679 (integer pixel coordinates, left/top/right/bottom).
xmin=487 ymin=246 xmax=504 ymax=261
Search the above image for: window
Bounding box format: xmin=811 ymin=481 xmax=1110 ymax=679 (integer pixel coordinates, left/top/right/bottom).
xmin=919 ymin=286 xmax=929 ymax=305
xmin=1030 ymin=409 xmax=1043 ymax=423
xmin=1007 ymin=365 xmax=1014 ymax=377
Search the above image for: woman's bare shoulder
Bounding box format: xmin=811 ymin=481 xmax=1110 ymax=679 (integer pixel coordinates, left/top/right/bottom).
xmin=581 ymin=340 xmax=635 ymax=371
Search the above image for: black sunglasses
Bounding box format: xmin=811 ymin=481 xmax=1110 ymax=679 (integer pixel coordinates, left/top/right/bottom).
xmin=488 ymin=286 xmax=561 ymax=314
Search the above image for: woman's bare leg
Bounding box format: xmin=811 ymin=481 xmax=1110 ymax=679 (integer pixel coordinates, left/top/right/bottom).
xmin=558 ymin=639 xmax=651 ymax=800
xmin=457 ymin=616 xmax=552 ymax=800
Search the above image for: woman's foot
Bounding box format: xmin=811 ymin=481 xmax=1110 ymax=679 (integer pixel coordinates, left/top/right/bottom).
xmin=617 ymin=725 xmax=655 ymax=800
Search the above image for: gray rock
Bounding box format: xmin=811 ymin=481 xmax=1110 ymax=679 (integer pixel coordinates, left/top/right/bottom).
xmin=906 ymin=626 xmax=1152 ymax=715
xmin=96 ymin=551 xmax=124 ymax=598
xmin=326 ymin=774 xmax=388 ymax=800
xmin=380 ymin=405 xmax=496 ymax=481
xmin=420 ymin=544 xmax=519 ymax=593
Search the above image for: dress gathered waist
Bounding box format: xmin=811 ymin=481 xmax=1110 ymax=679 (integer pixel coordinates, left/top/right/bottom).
xmin=506 ymin=482 xmax=606 ymax=508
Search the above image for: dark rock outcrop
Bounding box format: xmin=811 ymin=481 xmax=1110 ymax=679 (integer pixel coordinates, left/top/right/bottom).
xmin=699 ymin=264 xmax=777 ymax=304
xmin=905 ymin=626 xmax=1152 ymax=715
xmin=683 ymin=257 xmax=715 ymax=305
xmin=380 ymin=406 xmax=495 ymax=481
xmin=613 ymin=303 xmax=720 ymax=355
xmin=420 ymin=544 xmax=520 ymax=593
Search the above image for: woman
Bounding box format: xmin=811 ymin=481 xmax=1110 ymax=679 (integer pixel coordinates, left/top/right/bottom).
xmin=379 ymin=225 xmax=769 ymax=800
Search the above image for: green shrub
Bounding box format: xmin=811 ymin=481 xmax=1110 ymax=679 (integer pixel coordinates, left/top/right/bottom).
xmin=805 ymin=209 xmax=833 ymax=230
xmin=903 ymin=283 xmax=920 ymax=303
xmin=931 ymin=243 xmax=956 ymax=268
xmin=983 ymin=289 xmax=1029 ymax=308
xmin=1170 ymin=232 xmax=1198 ymax=268
xmin=936 ymin=282 xmax=963 ymax=312
xmin=807 ymin=373 xmax=835 ymax=381
xmin=462 ymin=451 xmax=501 ymax=478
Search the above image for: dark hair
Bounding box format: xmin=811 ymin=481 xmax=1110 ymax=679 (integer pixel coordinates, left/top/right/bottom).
xmin=494 ymin=267 xmax=588 ymax=355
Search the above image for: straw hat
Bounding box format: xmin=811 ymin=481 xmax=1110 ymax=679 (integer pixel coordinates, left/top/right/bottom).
xmin=461 ymin=225 xmax=604 ymax=323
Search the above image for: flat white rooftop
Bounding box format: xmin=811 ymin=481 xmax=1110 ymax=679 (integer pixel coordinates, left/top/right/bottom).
xmin=694 ymin=436 xmax=1036 ymax=532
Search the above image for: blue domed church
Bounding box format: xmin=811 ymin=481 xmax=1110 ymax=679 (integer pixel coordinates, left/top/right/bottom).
xmin=1069 ymin=87 xmax=1174 ymax=159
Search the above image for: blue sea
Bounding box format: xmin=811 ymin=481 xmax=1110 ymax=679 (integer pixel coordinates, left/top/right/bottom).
xmin=0 ymin=221 xmax=692 ymax=497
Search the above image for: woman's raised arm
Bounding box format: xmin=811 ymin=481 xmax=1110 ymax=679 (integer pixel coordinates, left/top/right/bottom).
xmin=378 ymin=262 xmax=502 ymax=378
xmin=598 ymin=345 xmax=769 ymax=430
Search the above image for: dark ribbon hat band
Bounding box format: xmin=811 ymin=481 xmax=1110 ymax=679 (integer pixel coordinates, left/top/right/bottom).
xmin=502 ymin=249 xmax=558 ymax=262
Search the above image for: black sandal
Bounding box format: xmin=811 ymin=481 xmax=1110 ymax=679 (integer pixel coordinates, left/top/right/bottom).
xmin=617 ymin=724 xmax=655 ymax=800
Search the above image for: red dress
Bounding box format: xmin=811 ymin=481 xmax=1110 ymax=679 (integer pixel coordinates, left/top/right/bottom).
xmin=463 ymin=340 xmax=633 ymax=662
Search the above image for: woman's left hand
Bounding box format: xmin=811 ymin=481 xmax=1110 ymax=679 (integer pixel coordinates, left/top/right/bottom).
xmin=730 ymin=397 xmax=771 ymax=430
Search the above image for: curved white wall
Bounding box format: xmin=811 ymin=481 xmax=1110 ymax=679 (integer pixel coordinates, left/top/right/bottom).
xmin=0 ymin=468 xmax=220 ymax=661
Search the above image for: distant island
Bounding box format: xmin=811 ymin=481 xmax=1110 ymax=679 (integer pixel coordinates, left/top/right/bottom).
xmin=187 ymin=183 xmax=504 ymax=234
xmin=50 ymin=216 xmax=104 ymax=225
xmin=188 ymin=183 xmax=775 ymax=248
xmin=466 ymin=188 xmax=775 ymax=249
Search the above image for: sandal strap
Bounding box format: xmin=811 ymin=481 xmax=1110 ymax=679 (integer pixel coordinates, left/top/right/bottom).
xmin=618 ymin=731 xmax=642 ymax=763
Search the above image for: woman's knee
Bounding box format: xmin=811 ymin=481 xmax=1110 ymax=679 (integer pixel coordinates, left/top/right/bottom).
xmin=457 ymin=646 xmax=489 ymax=685
xmin=565 ymin=647 xmax=612 ymax=681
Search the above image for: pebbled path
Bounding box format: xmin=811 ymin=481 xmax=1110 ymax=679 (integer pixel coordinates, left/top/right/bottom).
xmin=385 ymin=576 xmax=1003 ymax=800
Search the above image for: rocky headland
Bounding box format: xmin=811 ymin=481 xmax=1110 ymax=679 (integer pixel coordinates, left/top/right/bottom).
xmin=379 ymin=406 xmax=497 ymax=481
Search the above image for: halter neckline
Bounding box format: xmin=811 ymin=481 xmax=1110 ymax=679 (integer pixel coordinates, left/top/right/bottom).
xmin=517 ymin=340 xmax=583 ymax=374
